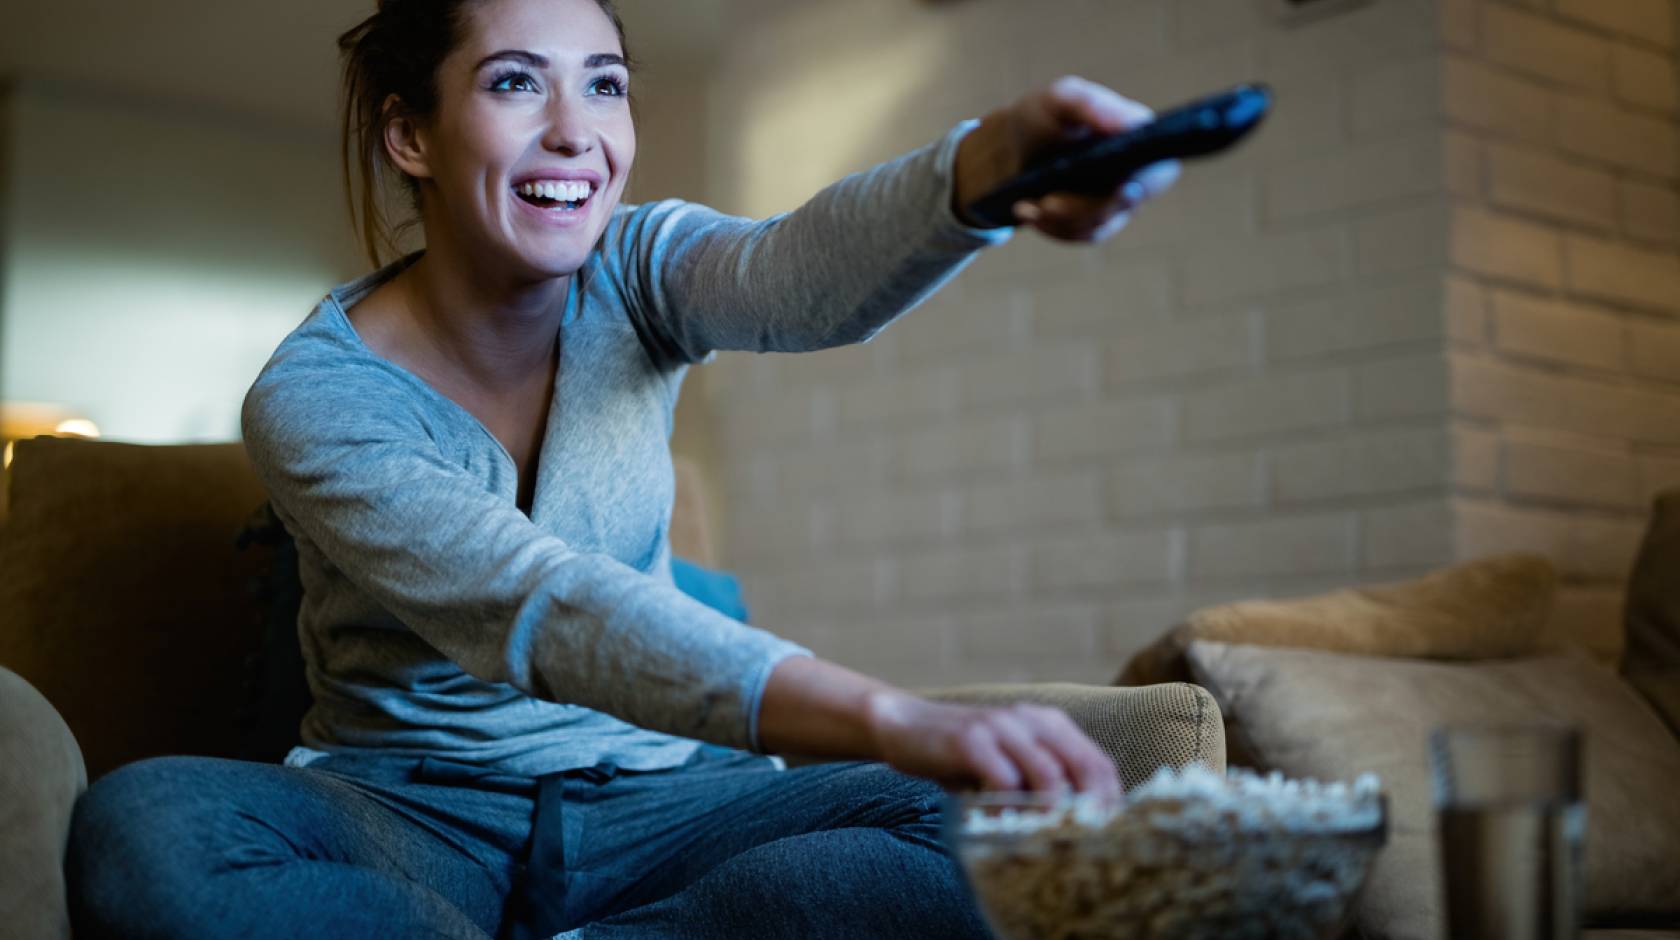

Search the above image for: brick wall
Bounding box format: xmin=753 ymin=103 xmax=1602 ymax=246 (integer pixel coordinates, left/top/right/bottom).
xmin=1439 ymin=0 xmax=1680 ymax=662
xmin=638 ymin=0 xmax=1678 ymax=688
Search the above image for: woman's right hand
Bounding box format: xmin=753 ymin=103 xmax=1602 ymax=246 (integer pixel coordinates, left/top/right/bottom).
xmin=863 ymin=690 xmax=1123 ymax=801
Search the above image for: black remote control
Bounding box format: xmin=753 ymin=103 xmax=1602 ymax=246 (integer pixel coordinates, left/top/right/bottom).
xmin=962 ymin=82 xmax=1273 ymax=228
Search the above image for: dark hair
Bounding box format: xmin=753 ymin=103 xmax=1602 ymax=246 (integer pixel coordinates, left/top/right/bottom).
xmin=337 ymin=0 xmax=636 ymax=269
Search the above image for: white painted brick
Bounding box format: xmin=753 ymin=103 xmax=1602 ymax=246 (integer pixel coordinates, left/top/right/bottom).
xmin=1119 ymin=37 xmax=1258 ymax=110
xmin=1564 ymin=233 xmax=1680 ymax=314
xmin=958 ymin=344 xmax=1100 ymax=411
xmin=828 ymin=486 xmax=956 ymax=547
xmin=1451 ymin=355 xmax=1680 ymax=444
xmin=1612 ymin=44 xmax=1680 ymax=115
xmin=1106 ymin=596 xmax=1205 ymax=662
xmin=1350 ymin=57 xmax=1441 ymax=140
xmin=728 ymin=505 xmax=820 ymax=566
xmin=1356 ymin=353 xmax=1453 ymax=420
xmin=955 ymin=604 xmax=1102 ymax=659
xmin=1183 ymin=368 xmax=1351 ymax=443
xmin=965 ymin=470 xmax=1105 ymax=535
xmin=1358 ymin=202 xmax=1451 ymax=276
xmin=1543 ymin=586 xmax=1626 ymax=664
xmin=1443 ymin=54 xmax=1554 ymax=144
xmin=1189 ymin=512 xmax=1356 ymax=579
xmin=1627 ymin=320 xmax=1680 ymax=384
xmin=1455 ymin=499 xmax=1574 ymax=570
xmin=1448 ymin=275 xmax=1491 ymax=345
xmin=1180 ymin=227 xmax=1350 ymax=309
xmin=1639 ymin=454 xmax=1680 ymax=502
xmin=895 ymin=414 xmax=1028 ymax=481
xmin=1029 ymin=258 xmax=1174 ymax=339
xmin=1440 ymin=0 xmax=1477 ymax=52
xmin=1169 ymin=0 xmax=1263 ymax=49
xmin=719 ymin=385 xmax=828 ymax=445
xmin=1264 ymin=132 xmax=1442 ymax=222
xmin=1266 ymin=275 xmax=1448 ymax=361
xmin=802 ymin=615 xmax=949 ymax=680
xmin=886 ymin=285 xmax=1024 ymax=365
xmin=836 ymin=367 xmax=957 ymax=430
xmin=1248 ymin=72 xmax=1344 ymax=163
xmin=1270 ymin=427 xmax=1450 ymax=503
xmin=1618 ymin=178 xmax=1680 ymax=246
xmin=898 ymin=543 xmax=1025 ymax=605
xmin=775 ymin=438 xmax=894 ymax=497
xmin=750 ymin=554 xmax=891 ymax=615
xmin=1363 ymin=499 xmax=1456 ymax=570
xmin=1107 ymin=451 xmax=1263 ymax=517
xmin=789 ymin=337 xmax=889 ymax=388
xmin=1556 ymin=94 xmax=1680 ymax=179
xmin=1569 ymin=515 xmax=1648 ymax=580
xmin=1481 ymin=3 xmax=1614 ymax=93
xmin=1450 ymin=207 xmax=1565 ymax=289
xmin=1033 ymin=396 xmax=1177 ymax=463
xmin=1445 ymin=130 xmax=1484 ymax=199
xmin=1107 ymin=310 xmax=1255 ymax=385
xmin=1114 ymin=168 xmax=1261 ymax=254
xmin=1485 ymin=143 xmax=1618 ymax=232
xmin=1029 ymin=529 xmax=1176 ymax=590
xmin=1453 ymin=424 xmax=1502 ymax=491
xmin=1491 ymin=290 xmax=1626 ymax=371
xmin=1260 ymin=0 xmax=1439 ymax=77
xmin=1502 ymin=437 xmax=1641 ymax=509
xmin=1556 ymin=0 xmax=1675 ymax=49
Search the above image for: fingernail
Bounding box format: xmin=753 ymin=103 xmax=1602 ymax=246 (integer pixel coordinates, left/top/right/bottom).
xmin=1123 ymin=181 xmax=1145 ymax=206
xmin=1013 ymin=200 xmax=1041 ymax=224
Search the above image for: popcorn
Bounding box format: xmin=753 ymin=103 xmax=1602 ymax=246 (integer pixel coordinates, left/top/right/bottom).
xmin=951 ymin=765 xmax=1387 ymax=940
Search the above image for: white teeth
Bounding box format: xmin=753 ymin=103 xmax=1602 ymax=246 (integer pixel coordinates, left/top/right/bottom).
xmin=517 ymin=180 xmax=594 ymax=204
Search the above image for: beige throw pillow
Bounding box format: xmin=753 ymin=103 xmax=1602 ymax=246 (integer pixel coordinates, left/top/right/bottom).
xmin=1186 ymin=642 xmax=1680 ymax=940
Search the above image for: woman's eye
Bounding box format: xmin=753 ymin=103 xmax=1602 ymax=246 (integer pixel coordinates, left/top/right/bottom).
xmin=590 ymin=76 xmax=628 ymax=97
xmin=489 ymin=71 xmax=538 ymax=93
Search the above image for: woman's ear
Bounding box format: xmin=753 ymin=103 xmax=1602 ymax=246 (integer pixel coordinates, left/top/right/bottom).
xmin=381 ymin=94 xmax=433 ymax=181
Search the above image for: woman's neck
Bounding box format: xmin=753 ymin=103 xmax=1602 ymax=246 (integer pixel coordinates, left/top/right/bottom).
xmin=395 ymin=240 xmax=570 ymax=398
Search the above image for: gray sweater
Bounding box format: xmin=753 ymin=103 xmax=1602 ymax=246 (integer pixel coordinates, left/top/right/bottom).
xmin=241 ymin=118 xmax=1014 ymax=776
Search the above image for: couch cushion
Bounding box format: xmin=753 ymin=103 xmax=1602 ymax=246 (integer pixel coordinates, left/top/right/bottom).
xmin=1119 ymin=553 xmax=1557 ymax=687
xmin=1187 ymin=642 xmax=1680 ymax=939
xmin=0 ymin=437 xmax=275 ymax=782
xmin=0 ymin=665 xmax=85 ymax=940
xmin=1624 ymin=488 xmax=1680 ymax=739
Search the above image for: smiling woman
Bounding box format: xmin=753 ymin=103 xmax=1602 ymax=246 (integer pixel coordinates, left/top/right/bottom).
xmin=62 ymin=0 xmax=1177 ymax=937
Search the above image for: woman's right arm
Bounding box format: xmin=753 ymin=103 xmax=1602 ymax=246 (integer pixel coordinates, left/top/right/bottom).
xmin=758 ymin=655 xmax=1122 ymax=799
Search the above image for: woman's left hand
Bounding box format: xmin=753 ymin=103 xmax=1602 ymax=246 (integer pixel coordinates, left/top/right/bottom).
xmin=952 ymin=75 xmax=1182 ymax=243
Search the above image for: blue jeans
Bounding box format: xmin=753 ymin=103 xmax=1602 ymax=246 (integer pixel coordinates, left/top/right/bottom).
xmin=64 ymin=743 xmax=992 ymax=939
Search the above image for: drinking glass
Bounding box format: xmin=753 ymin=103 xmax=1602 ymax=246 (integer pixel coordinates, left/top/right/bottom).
xmin=1430 ymin=725 xmax=1584 ymax=940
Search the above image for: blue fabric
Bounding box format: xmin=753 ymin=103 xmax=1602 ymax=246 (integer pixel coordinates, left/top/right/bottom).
xmin=669 ymin=557 xmax=750 ymax=623
xmin=66 ymin=747 xmax=992 ymax=939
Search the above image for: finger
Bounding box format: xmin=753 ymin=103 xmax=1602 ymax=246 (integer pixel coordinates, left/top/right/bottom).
xmin=1131 ymin=158 xmax=1183 ymax=202
xmin=1042 ymin=75 xmax=1155 ymax=138
xmin=956 ymin=723 xmax=1022 ymax=792
xmin=991 ymin=709 xmax=1070 ymax=794
xmin=1031 ymin=707 xmax=1124 ymax=799
xmin=1031 ymin=192 xmax=1130 ymax=242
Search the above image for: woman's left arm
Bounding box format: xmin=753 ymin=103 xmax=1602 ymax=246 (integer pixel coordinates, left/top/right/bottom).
xmin=609 ymin=75 xmax=1180 ymax=367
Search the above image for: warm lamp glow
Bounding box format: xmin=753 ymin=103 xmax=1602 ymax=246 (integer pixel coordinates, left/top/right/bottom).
xmin=55 ymin=418 xmax=101 ymax=438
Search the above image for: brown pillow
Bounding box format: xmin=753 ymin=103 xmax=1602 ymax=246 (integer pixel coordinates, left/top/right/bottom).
xmin=1187 ymin=641 xmax=1680 ymax=939
xmin=0 ymin=437 xmax=275 ymax=782
xmin=1119 ymin=554 xmax=1557 ymax=687
xmin=1623 ymin=488 xmax=1680 ymax=739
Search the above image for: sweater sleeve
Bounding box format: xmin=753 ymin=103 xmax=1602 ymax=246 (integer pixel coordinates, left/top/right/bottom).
xmin=240 ymin=367 xmax=811 ymax=753
xmin=609 ymin=118 xmax=1016 ymax=368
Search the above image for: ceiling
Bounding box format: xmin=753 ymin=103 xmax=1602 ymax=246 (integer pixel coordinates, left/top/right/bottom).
xmin=0 ymin=0 xmax=732 ymax=131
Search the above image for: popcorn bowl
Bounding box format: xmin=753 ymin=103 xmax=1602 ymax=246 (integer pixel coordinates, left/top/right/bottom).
xmin=942 ymin=766 xmax=1389 ymax=940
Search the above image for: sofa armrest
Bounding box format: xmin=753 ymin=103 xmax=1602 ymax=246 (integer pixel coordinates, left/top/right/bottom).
xmin=913 ymin=682 xmax=1226 ymax=790
xmin=1 ymin=664 xmax=86 ymax=940
xmin=773 ymin=682 xmax=1226 ymax=788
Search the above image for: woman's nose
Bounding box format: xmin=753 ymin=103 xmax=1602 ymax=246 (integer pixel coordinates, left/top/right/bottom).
xmin=542 ymin=99 xmax=593 ymax=155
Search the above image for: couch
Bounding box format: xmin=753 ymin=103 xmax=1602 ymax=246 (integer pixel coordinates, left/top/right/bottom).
xmin=1120 ymin=493 xmax=1680 ymax=940
xmin=0 ymin=436 xmax=1226 ymax=940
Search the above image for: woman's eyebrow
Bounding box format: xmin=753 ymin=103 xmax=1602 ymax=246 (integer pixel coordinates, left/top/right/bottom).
xmin=474 ymin=50 xmax=627 ymax=71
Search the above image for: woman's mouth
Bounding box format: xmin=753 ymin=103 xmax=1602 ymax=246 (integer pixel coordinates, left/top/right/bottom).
xmin=513 ymin=179 xmax=595 ymax=213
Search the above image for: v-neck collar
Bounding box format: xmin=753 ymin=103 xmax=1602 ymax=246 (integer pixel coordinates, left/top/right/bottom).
xmin=321 ymin=250 xmax=579 ymax=520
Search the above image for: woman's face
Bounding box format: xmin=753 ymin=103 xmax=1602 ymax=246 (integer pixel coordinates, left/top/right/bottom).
xmin=413 ymin=0 xmax=635 ymax=280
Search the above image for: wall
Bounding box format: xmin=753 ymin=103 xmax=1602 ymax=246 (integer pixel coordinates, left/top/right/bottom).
xmin=677 ymin=0 xmax=1468 ymax=689
xmin=1437 ymin=0 xmax=1680 ymax=661
xmin=0 ymin=80 xmax=363 ymax=443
